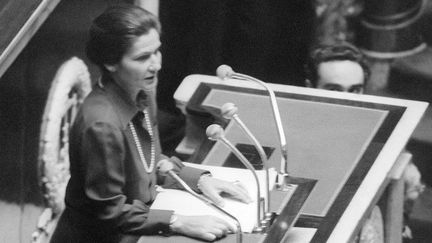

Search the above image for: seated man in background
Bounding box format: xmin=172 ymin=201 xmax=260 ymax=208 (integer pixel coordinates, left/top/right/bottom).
xmin=305 ymin=42 xmax=370 ymax=93
xmin=305 ymin=42 xmax=424 ymax=242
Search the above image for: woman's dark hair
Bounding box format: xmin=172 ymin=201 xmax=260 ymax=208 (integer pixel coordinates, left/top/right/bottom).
xmin=305 ymin=42 xmax=370 ymax=87
xmin=86 ymin=4 xmax=161 ymax=71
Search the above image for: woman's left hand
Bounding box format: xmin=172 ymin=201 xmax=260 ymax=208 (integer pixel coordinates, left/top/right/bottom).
xmin=198 ymin=175 xmax=253 ymax=207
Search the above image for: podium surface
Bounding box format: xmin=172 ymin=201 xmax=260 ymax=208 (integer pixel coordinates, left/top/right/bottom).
xmin=171 ymin=75 xmax=427 ymax=242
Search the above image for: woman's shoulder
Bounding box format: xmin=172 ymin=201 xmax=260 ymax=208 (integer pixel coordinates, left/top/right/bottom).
xmin=78 ymin=89 xmax=122 ymax=128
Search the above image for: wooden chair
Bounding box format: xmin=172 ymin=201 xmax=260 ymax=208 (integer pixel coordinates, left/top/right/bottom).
xmin=31 ymin=57 xmax=91 ymax=243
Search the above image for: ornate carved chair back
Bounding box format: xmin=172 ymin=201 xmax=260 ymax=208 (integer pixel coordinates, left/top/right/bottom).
xmin=31 ymin=57 xmax=91 ymax=243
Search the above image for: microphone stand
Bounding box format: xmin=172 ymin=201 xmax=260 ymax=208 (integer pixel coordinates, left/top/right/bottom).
xmin=207 ymin=124 xmax=263 ymax=232
xmin=220 ymin=103 xmax=272 ymax=220
xmin=217 ymin=65 xmax=290 ymax=190
xmin=167 ymin=171 xmax=243 ymax=243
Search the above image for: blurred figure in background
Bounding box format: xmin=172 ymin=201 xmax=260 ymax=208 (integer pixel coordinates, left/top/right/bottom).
xmin=305 ymin=41 xmax=369 ymax=93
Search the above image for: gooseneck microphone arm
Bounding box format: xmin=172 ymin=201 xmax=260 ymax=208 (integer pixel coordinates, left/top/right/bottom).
xmin=216 ymin=65 xmax=289 ymax=175
xmin=206 ymin=124 xmax=263 ymax=231
xmin=220 ymin=103 xmax=271 ymax=215
xmin=157 ymin=160 xmax=242 ymax=243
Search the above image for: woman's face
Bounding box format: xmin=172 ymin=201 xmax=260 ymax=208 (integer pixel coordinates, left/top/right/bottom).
xmin=108 ymin=28 xmax=162 ymax=98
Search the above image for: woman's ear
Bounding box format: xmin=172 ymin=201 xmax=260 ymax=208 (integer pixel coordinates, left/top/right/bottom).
xmin=104 ymin=64 xmax=117 ymax=73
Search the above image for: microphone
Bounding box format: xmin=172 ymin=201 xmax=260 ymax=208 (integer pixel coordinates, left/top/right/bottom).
xmin=206 ymin=124 xmax=264 ymax=232
xmin=157 ymin=160 xmax=243 ymax=243
xmin=220 ymin=102 xmax=272 ymax=218
xmin=216 ymin=65 xmax=289 ymax=188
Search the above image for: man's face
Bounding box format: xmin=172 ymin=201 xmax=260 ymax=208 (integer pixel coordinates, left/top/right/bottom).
xmin=109 ymin=28 xmax=162 ymax=98
xmin=316 ymin=60 xmax=365 ymax=94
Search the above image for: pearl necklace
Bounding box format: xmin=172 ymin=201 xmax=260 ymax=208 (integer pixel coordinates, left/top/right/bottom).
xmin=129 ymin=109 xmax=155 ymax=173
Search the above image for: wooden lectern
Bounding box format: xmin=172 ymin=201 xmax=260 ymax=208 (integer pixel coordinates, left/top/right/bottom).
xmin=154 ymin=74 xmax=428 ymax=243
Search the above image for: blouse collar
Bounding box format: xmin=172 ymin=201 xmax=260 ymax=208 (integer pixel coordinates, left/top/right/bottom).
xmin=99 ymin=74 xmax=149 ymax=129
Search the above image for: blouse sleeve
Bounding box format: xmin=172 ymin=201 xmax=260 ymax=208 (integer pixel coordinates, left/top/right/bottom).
xmin=80 ymin=121 xmax=173 ymax=235
xmin=158 ymin=156 xmax=209 ymax=192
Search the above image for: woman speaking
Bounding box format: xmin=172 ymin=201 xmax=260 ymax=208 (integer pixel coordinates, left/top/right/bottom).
xmin=50 ymin=4 xmax=251 ymax=243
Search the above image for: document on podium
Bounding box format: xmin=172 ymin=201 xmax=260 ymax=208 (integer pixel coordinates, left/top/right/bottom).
xmin=151 ymin=163 xmax=284 ymax=233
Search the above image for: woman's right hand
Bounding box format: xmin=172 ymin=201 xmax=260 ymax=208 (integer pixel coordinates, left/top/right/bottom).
xmin=170 ymin=214 xmax=236 ymax=241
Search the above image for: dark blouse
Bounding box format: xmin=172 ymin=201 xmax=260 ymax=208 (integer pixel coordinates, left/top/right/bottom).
xmin=51 ymin=76 xmax=205 ymax=243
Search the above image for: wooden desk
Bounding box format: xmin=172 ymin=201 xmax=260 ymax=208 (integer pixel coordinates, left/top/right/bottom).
xmin=173 ymin=75 xmax=428 ymax=242
xmin=0 ymin=0 xmax=61 ymax=78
